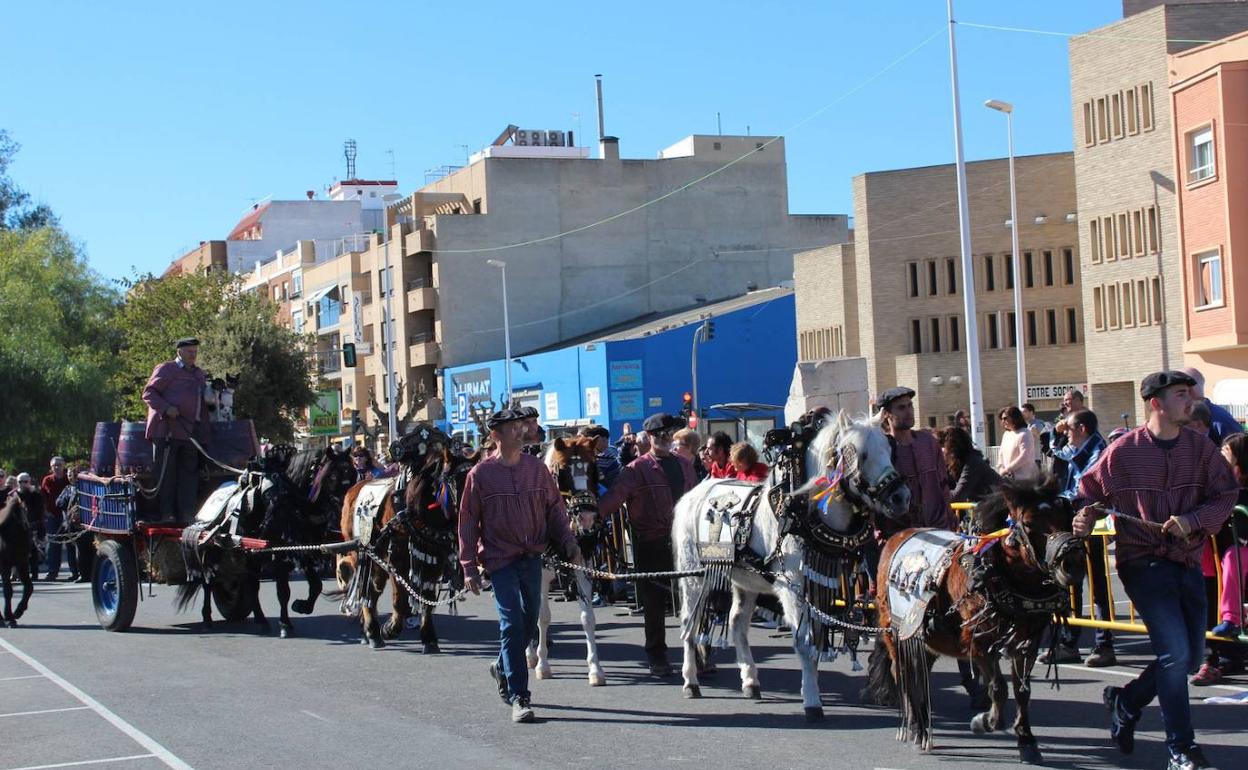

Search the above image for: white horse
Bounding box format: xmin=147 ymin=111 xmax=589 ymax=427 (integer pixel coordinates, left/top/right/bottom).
xmin=673 ymin=411 xmax=911 ymax=720
xmin=527 ymin=436 xmax=606 ymax=686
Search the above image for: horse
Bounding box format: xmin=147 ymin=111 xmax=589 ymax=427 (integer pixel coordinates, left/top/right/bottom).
xmin=867 ymin=476 xmax=1085 ymax=764
xmin=338 ymin=424 xmax=462 ymax=652
xmin=672 ymin=411 xmax=911 ymax=721
xmin=0 ymin=492 xmax=34 ymax=627
xmin=529 ymin=435 xmax=606 ymax=686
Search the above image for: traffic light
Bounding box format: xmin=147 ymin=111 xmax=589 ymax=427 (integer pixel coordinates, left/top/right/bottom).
xmin=680 ymin=391 xmax=693 ymax=419
xmin=703 ymin=320 xmax=715 ymax=341
xmin=342 ymin=342 xmax=357 ymax=368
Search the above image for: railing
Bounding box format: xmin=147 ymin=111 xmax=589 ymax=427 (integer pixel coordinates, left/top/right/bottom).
xmin=408 ymin=331 xmax=435 ymax=345
xmin=406 ymin=277 xmax=429 ymax=291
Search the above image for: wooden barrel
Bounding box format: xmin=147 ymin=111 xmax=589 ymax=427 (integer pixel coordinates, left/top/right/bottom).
xmin=116 ymin=421 xmax=154 ymax=476
xmin=89 ymin=422 xmax=122 ymax=476
xmin=207 ymin=420 xmax=259 ymax=471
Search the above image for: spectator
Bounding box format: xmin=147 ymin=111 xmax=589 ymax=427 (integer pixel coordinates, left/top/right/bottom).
xmin=995 ymin=406 xmax=1038 ymax=481
xmin=615 ymin=423 xmax=640 ymax=466
xmin=953 ymin=409 xmax=971 ymax=432
xmin=349 ymin=446 xmax=385 ymax=483
xmin=729 ymin=442 xmax=768 ymax=482
xmin=1048 ymin=389 xmax=1087 ymax=480
xmin=941 ymin=426 xmax=999 ymax=505
xmin=672 ymin=428 xmax=707 ymax=480
xmin=39 ymin=457 xmax=73 ymax=581
xmin=16 ymin=473 xmax=45 ymax=579
xmin=582 ymin=426 xmax=621 ymax=489
xmin=1181 ymin=366 xmax=1244 ymax=445
xmin=1187 ymin=402 xmax=1212 ymax=438
xmin=705 ymin=431 xmax=734 ymax=479
xmin=1021 ymin=403 xmax=1053 ymax=467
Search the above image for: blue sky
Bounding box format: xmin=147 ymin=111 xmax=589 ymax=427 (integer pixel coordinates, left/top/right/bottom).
xmin=3 ymin=1 xmax=1123 ymax=281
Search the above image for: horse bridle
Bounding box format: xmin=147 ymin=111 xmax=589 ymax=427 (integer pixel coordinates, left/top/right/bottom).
xmin=1003 ymin=502 xmax=1084 ymax=577
xmin=558 ymin=457 xmax=600 ymax=533
xmin=836 ymin=439 xmax=905 ymax=513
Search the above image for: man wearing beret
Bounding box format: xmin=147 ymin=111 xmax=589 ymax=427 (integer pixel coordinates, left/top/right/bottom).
xmin=518 ymin=405 xmax=546 ymax=456
xmin=142 ymin=338 xmax=209 ymax=522
xmin=1073 ymin=371 xmax=1237 ymax=770
xmin=459 ymin=408 xmax=583 ymax=723
xmin=597 ymin=412 xmax=697 ymax=677
xmin=877 ymin=386 xmax=952 ymax=532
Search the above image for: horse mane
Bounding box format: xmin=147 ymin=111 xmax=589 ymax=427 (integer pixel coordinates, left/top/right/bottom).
xmin=801 ymin=410 xmax=881 ymax=492
xmin=283 ymin=448 xmax=323 ymax=491
xmin=972 ymin=475 xmax=1062 ymax=533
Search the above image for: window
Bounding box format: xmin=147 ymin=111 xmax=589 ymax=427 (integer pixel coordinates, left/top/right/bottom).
xmin=1024 ymin=251 xmax=1035 ymax=287
xmin=282 ymin=281 xmax=289 ymax=299
xmin=1136 ymin=279 xmax=1150 ymax=325
xmin=949 ymin=316 xmax=961 ymax=352
xmin=382 ymin=374 xmax=389 ymax=403
xmin=1140 ymin=82 xmax=1154 ymax=131
xmin=1005 ymin=255 xmax=1015 ymax=290
xmin=1007 ymin=311 xmax=1017 ymax=348
xmin=930 ymin=317 xmax=942 ymax=353
xmin=319 ymin=296 xmax=341 ymax=326
xmin=1083 ymin=101 xmax=1095 ymax=146
xmin=946 ymin=258 xmax=957 ymax=294
xmin=472 ymin=198 xmax=482 ymax=214
xmin=292 ymin=273 xmax=302 ymax=297
xmin=1151 ymin=276 xmax=1163 ymax=324
xmin=1066 ymin=308 xmax=1078 ymax=343
xmin=1108 ymin=284 xmax=1121 ymax=329
xmin=1093 ymin=286 xmax=1105 ymax=331
xmin=1146 ymin=206 xmax=1159 ymax=253
xmin=1111 ymin=92 xmax=1124 ymax=138
xmin=1122 ymin=281 xmax=1136 ymax=327
xmin=1043 ymin=250 xmax=1054 ymax=286
xmin=1195 ymin=249 xmax=1224 ymax=308
xmin=1090 ymin=219 xmax=1102 ymax=264
xmin=1117 ymin=213 xmax=1130 ymax=258
xmin=985 ymin=313 xmax=1000 ymax=350
xmin=292 ymin=309 xmax=304 ymax=333
xmin=910 ymin=319 xmax=923 ymax=354
xmin=1026 ymin=310 xmax=1038 ymax=346
xmin=1046 ymin=308 xmax=1058 ymax=345
xmin=1188 ymin=126 xmax=1215 ymax=183
xmin=1126 ymin=87 xmax=1139 ymax=134
xmin=1063 ymin=248 xmax=1075 ymax=285
xmin=907 ymin=262 xmax=919 ymax=298
xmin=1132 ymin=210 xmax=1144 ymax=257
xmin=1103 ymin=216 xmax=1117 ymax=261
xmin=1096 ymin=96 xmax=1109 ymax=142
xmin=984 ymin=255 xmax=996 ymax=291
xmin=927 ymin=260 xmax=938 ymax=296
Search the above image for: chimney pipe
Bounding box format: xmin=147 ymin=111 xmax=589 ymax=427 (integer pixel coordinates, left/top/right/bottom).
xmin=595 ymin=74 xmax=606 ymax=145
xmin=600 ymin=136 xmax=619 ymax=161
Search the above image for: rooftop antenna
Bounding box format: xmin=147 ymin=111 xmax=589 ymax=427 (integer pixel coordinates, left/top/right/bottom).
xmin=594 ymin=74 xmax=605 ymax=142
xmin=344 ymin=139 xmax=357 ymax=180
xmin=386 ymin=148 xmax=395 ymax=178
xmin=459 ymin=144 xmax=470 ymax=165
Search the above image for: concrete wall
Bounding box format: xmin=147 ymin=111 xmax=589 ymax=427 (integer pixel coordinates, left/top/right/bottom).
xmin=795 ymin=241 xmax=858 ymax=360
xmin=226 ymin=200 xmax=366 ymax=273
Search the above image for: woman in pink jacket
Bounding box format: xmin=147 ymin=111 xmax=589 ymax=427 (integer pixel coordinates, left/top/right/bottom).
xmin=995 ymin=405 xmax=1039 ymax=481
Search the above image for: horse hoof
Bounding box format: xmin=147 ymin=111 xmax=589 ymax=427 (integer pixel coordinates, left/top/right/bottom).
xmin=381 ymin=622 xmax=402 ymax=640
xmin=743 ymin=684 xmax=762 ymax=700
xmin=971 ymin=713 xmax=989 ymax=735
xmin=588 ymin=673 xmax=606 ymax=687
xmin=683 ymin=685 xmax=702 ymax=699
xmin=804 ymin=706 xmax=825 ymax=723
xmin=526 ymin=653 xmax=539 ymax=669
xmin=291 ymin=599 xmax=313 ymax=615
xmin=1019 ymin=744 xmax=1043 ymax=765
xmin=535 ymin=665 xmax=552 ymax=680
xmin=5 ymin=619 xmax=16 ymax=629
xmin=279 ymin=624 xmax=292 ymax=639
xmin=421 ymin=642 xmax=440 ymax=655
xmin=369 ymin=638 xmax=385 ymax=650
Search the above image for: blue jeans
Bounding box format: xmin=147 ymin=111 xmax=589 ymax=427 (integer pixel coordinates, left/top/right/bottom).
xmin=491 ymin=554 xmax=544 ymax=703
xmin=1118 ymin=558 xmax=1206 ymax=753
xmin=44 ymin=514 xmax=77 ymax=577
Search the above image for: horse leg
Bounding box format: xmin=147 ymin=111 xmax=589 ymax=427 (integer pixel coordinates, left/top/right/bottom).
xmin=530 ymin=568 xmax=553 ymax=679
xmin=729 ymin=588 xmax=762 ymax=700
xmin=419 ymin=601 xmax=439 ymax=654
xmin=969 ymin=652 xmax=1007 ymax=735
xmin=776 ymin=581 xmax=823 ymax=721
xmin=199 ymin=577 xmax=213 ymax=627
xmin=679 ymin=576 xmax=703 ymax=698
xmin=249 ymin=570 xmax=270 ymax=632
xmin=275 ymin=561 xmax=293 ymax=639
xmin=290 ymin=556 xmax=321 ymax=615
xmin=1010 ymin=653 xmax=1043 ymax=764
xmin=574 ymin=570 xmax=605 ymax=686
xmin=381 ymin=549 xmax=411 ymax=640
xmin=361 ymin=571 xmax=386 ymax=649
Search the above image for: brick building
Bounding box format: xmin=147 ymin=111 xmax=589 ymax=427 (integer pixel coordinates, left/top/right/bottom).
xmin=795 ymin=153 xmax=1085 ymax=443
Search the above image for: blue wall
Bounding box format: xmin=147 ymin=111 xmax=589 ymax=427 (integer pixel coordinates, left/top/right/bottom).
xmin=442 ymin=293 xmax=796 ymax=442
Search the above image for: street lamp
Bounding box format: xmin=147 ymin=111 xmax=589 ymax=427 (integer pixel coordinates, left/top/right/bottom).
xmin=985 ymin=98 xmax=1027 ymax=408
xmin=486 ymin=259 xmax=512 ymax=406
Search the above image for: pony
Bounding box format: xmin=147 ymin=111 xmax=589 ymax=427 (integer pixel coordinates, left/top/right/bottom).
xmin=531 ymin=435 xmax=606 ymax=686
xmin=672 ymin=411 xmax=911 ymax=720
xmin=338 ymin=424 xmax=461 ymax=652
xmin=0 ymin=492 xmax=33 ymax=627
xmin=867 ymin=476 xmax=1085 ymax=764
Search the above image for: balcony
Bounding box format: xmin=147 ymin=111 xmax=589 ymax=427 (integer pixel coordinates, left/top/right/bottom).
xmin=408 ymin=331 xmax=439 ymax=367
xmin=406 ymin=279 xmax=436 ymax=312
xmin=316 ymin=351 xmax=342 ymax=378
xmin=403 ymin=228 xmax=434 ymax=256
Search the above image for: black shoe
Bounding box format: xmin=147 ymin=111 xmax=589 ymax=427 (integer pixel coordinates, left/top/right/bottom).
xmin=1167 ymin=745 xmax=1213 ymax=770
xmin=488 ymin=663 xmax=508 ymax=703
xmin=1085 ymin=646 xmax=1117 ymax=668
xmin=1103 ymin=685 xmax=1137 ymax=755
xmin=648 ymin=660 xmax=673 ymax=677
xmin=74 ymin=575 xmax=89 ymax=584
xmin=67 ymin=573 xmax=80 ymax=582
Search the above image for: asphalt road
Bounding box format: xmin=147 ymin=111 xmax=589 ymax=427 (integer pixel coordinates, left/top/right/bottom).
xmin=2 ymin=577 xmax=1245 ymax=770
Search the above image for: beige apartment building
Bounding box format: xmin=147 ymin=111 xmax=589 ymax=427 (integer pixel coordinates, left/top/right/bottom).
xmin=796 ymin=153 xmax=1085 ymax=444
xmin=1070 ymin=0 xmax=1248 ymax=424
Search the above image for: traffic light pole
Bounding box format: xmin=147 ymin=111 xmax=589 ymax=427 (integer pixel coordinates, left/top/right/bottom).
xmin=691 ymin=325 xmax=702 ymax=427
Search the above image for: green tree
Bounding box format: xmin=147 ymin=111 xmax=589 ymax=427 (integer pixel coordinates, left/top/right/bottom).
xmin=0 ymin=129 xmax=56 ymax=230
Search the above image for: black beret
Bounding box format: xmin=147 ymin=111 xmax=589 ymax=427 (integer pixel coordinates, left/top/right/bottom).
xmin=487 ymin=408 xmax=527 ymax=429
xmin=583 ymin=425 xmax=610 ymax=439
xmin=175 ymin=337 xmax=200 ymax=348
xmin=1139 ymin=370 xmax=1197 ymax=401
xmin=642 ymin=412 xmax=685 ymax=433
xmin=877 ymin=386 xmax=916 ymax=412
xmin=519 ymin=406 xmax=540 ymax=419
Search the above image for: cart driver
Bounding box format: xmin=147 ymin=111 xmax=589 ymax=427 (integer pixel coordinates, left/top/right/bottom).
xmin=142 ymin=337 xmax=209 ymax=522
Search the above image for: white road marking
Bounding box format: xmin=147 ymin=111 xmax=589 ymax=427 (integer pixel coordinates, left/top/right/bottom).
xmin=5 ymin=755 xmax=155 ymax=770
xmin=1056 ymin=662 xmax=1248 ymax=693
xmin=299 ymin=709 xmax=331 ymax=723
xmin=0 ymin=675 xmax=43 ymax=681
xmin=0 ymin=638 xmax=194 ymax=770
xmin=0 ymin=707 xmax=90 ymax=718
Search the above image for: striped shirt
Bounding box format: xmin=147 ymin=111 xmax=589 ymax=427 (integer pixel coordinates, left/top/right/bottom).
xmin=1076 ymin=425 xmax=1238 ymax=568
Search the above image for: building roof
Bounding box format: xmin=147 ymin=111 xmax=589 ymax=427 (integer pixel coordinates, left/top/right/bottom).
xmin=227 ymin=202 xmax=271 ymax=240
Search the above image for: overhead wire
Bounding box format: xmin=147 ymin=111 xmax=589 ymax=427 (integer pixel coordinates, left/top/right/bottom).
xmin=956 ymin=20 xmax=1227 ymax=46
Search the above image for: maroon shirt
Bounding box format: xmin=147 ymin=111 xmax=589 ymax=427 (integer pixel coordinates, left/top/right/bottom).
xmin=457 ymin=452 xmax=577 ymax=580
xmin=40 ymin=472 xmax=69 ymax=515
xmin=142 ymin=359 xmax=208 ymax=442
xmin=1076 ymin=425 xmax=1237 ymax=568
xmin=598 ymin=452 xmax=697 ymax=543
xmin=893 ymin=430 xmax=953 ymax=530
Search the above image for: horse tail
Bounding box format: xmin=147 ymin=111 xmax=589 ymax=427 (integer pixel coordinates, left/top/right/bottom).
xmin=174 ymin=581 xmax=202 ymax=613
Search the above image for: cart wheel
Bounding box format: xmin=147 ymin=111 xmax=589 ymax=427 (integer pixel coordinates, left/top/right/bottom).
xmin=212 ymin=578 xmax=250 ymax=622
xmin=93 ymin=539 xmax=138 ymax=632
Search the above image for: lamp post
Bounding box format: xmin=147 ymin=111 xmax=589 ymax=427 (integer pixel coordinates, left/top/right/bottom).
xmin=486 ymin=259 xmax=512 ymax=406
xmin=985 ymin=98 xmax=1027 ymax=408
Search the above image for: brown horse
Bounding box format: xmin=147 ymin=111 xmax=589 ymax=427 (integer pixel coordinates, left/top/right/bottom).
xmin=0 ymin=491 xmax=34 ymax=627
xmin=867 ymin=477 xmax=1085 ymax=764
xmin=337 ymin=425 xmax=463 ymax=651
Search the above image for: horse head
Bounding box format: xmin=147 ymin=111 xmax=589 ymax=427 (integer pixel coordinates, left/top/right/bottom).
xmin=978 ymin=476 xmax=1086 ymax=589
xmin=805 ymin=411 xmax=910 ymax=527
xmin=545 ymin=435 xmax=601 ymax=535
xmin=393 ymin=423 xmax=454 ymax=530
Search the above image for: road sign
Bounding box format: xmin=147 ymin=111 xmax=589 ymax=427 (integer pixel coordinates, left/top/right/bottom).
xmin=456 ymin=392 xmax=468 ymax=423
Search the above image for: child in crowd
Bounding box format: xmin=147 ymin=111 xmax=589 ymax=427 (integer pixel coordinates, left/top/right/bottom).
xmin=1192 ymin=432 xmax=1248 ymax=685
